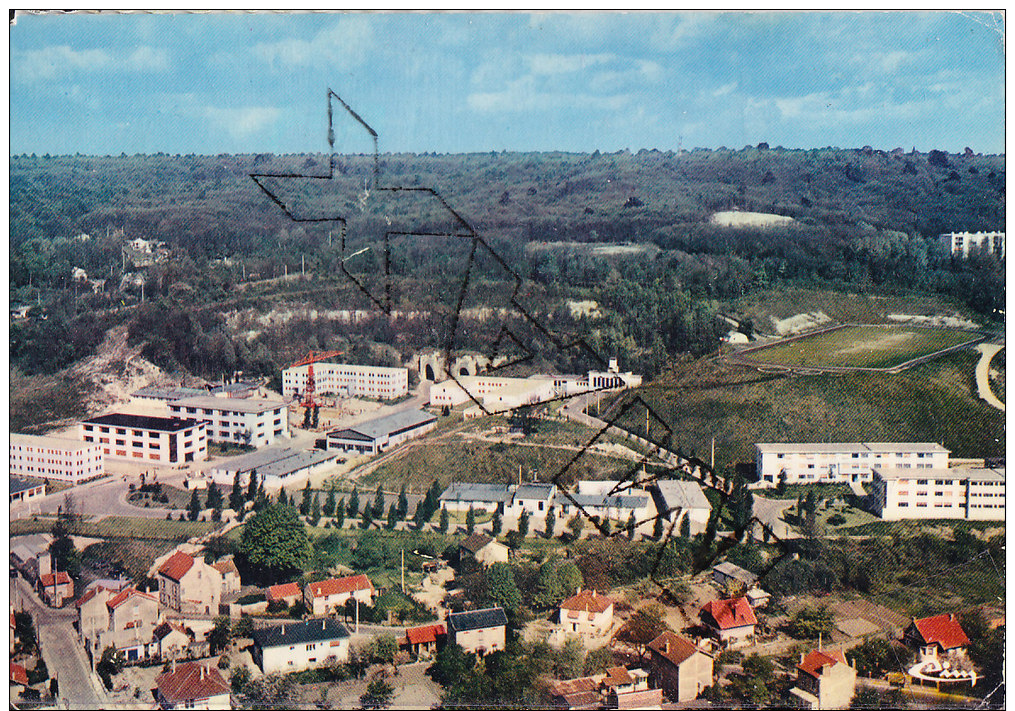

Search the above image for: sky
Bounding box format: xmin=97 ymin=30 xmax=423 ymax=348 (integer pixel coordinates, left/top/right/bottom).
xmin=8 ymin=11 xmax=1006 ymax=156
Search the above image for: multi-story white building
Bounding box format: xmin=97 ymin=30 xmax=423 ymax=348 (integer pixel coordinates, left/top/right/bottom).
xmin=869 ymin=466 xmax=1005 ymax=521
xmin=430 ymin=375 xmax=558 ymax=412
xmin=167 ymin=395 xmax=288 ymax=447
xmin=10 ymin=434 xmax=104 ymax=483
xmin=753 ymin=442 xmax=950 ymax=488
xmin=80 ymin=413 xmax=208 ymax=465
xmin=282 ymin=363 xmax=408 ymax=400
xmin=251 ymin=619 xmax=351 ymax=675
xmin=940 ymin=231 xmax=1005 ymax=259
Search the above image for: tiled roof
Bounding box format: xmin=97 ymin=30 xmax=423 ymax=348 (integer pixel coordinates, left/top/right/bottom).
xmin=267 ymin=582 xmax=301 ymax=601
xmin=252 ymin=618 xmax=350 ymax=649
xmin=405 ymin=624 xmax=446 ymax=645
xmin=602 ymin=666 xmax=632 ymax=687
xmin=158 ymin=551 xmax=195 ymax=582
xmin=700 ymin=596 xmax=757 ymax=630
xmin=156 ymin=662 xmax=230 ymax=702
xmin=307 ymin=574 xmax=373 ymax=599
xmin=76 ymin=585 xmax=111 ymax=608
xmin=560 ymin=589 xmax=613 ymax=614
xmin=211 ymin=558 xmax=239 ymax=576
xmin=549 ymin=676 xmax=600 ymax=696
xmin=912 ymin=614 xmax=970 ymax=650
xmin=107 ymin=587 xmax=156 ymax=609
xmin=614 ymin=689 xmax=663 ymax=709
xmin=39 ymin=571 xmax=72 ymax=587
xmin=10 ymin=662 xmax=29 ymax=687
xmin=154 ymin=621 xmax=192 ymax=641
xmin=557 ymin=690 xmax=603 ymax=709
xmin=459 ymin=533 xmax=496 ymax=554
xmin=647 ymin=631 xmax=703 ymax=667
xmin=449 ymin=606 xmax=508 ymax=632
xmin=797 ymin=648 xmax=848 ymax=679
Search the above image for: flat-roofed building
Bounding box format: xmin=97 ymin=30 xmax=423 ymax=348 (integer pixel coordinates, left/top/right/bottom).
xmin=167 ymin=395 xmax=288 ymax=447
xmin=869 ymin=467 xmax=1004 ymax=521
xmin=326 ymin=409 xmax=436 ymax=456
xmin=10 ymin=434 xmax=104 ymax=483
xmin=940 ymin=231 xmax=1005 ymax=259
xmin=754 ymin=442 xmax=950 ymax=488
xmin=554 ymin=492 xmax=651 ymax=523
xmin=439 ymin=482 xmax=515 ymax=513
xmin=80 ymin=413 xmax=207 ymax=465
xmin=653 ymin=480 xmax=712 ymax=535
xmin=283 ymin=363 xmax=408 ymax=400
xmin=430 ymin=375 xmax=557 ymax=412
xmin=207 ymin=447 xmax=339 ymax=490
xmin=509 ymin=482 xmax=556 ymax=516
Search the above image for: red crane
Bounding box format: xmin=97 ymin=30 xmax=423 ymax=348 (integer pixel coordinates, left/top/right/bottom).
xmin=290 ymin=350 xmax=344 ymax=409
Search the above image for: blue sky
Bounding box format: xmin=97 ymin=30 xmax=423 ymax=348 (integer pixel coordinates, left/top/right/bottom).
xmin=9 ymin=11 xmax=1006 ymax=156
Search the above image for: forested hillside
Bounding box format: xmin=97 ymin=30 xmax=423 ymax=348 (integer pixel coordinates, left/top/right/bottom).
xmin=9 ymin=146 xmax=1005 ymax=384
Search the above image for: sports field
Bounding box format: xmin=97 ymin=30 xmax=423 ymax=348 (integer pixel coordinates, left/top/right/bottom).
xmin=739 ymin=325 xmax=981 ymax=370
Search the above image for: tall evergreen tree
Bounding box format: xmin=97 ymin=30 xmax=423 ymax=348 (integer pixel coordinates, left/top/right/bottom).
xmin=310 ymin=494 xmax=322 ymax=526
xmin=518 ymin=510 xmax=530 ymax=537
xmin=349 ymin=488 xmax=360 ymax=517
xmin=247 ymin=470 xmax=259 ymax=502
xmin=206 ymin=482 xmax=223 ymax=510
xmin=439 ymin=507 xmax=450 ymax=534
xmin=373 ymin=485 xmax=385 ymax=518
xmin=361 ymin=503 xmax=374 ymax=529
xmin=323 ymin=487 xmax=336 ymax=517
xmin=397 ymin=485 xmax=409 ymax=520
xmin=300 ymin=481 xmax=313 ymax=516
xmin=188 ymin=489 xmax=202 ymax=522
xmin=626 ymin=511 xmax=637 ymax=538
xmin=491 ymin=508 xmax=503 ymax=536
xmin=386 ymin=503 xmax=398 ymax=530
xmin=545 ymin=508 xmax=556 ymax=538
xmin=335 ymin=499 xmax=346 ymax=529
xmin=278 ymin=488 xmax=288 ymax=507
xmin=230 ymin=472 xmax=244 ymax=511
xmin=465 ymin=506 xmax=476 ymax=534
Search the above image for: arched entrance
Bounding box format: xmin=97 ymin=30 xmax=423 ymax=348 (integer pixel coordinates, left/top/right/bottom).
xmin=425 ymin=364 xmax=435 ymax=381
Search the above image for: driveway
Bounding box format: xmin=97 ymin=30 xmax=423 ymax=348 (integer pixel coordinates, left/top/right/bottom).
xmin=16 ymin=475 xmax=178 ymax=522
xmin=974 ymin=343 xmax=1005 ymax=411
xmin=12 ymin=577 xmax=111 ymax=709
xmin=751 ymin=496 xmax=799 ymax=540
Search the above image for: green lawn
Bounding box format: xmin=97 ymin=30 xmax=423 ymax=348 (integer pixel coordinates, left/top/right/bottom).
xmin=741 ymin=325 xmax=980 ymax=370
xmin=617 ymin=351 xmax=1004 ymax=473
xmin=11 ymin=515 xmax=221 ymax=541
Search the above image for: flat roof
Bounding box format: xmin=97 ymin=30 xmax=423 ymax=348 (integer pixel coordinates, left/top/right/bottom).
xmin=328 ymin=409 xmax=436 ymax=442
xmin=209 ymin=448 xmax=338 ymax=478
xmin=287 ymin=362 xmax=406 ymax=374
xmin=173 ymin=396 xmax=285 ymax=414
xmin=757 ymin=442 xmax=949 ymax=454
xmin=873 ymin=467 xmax=1004 ymax=482
xmin=132 ymin=386 xmax=207 ymax=401
xmin=655 ymin=480 xmax=711 ymax=511
xmin=11 ymin=433 xmax=97 ymax=451
xmin=82 ymin=413 xmax=202 ymax=432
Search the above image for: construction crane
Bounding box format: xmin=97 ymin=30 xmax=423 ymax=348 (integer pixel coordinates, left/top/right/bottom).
xmin=290 ymin=350 xmax=344 ymax=409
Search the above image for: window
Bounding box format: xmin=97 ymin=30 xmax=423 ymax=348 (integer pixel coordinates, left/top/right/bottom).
xmin=917 ymin=479 xmax=928 ymax=485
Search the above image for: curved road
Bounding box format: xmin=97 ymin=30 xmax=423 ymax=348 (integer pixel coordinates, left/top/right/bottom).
xmin=974 ymin=343 xmax=1005 ymax=412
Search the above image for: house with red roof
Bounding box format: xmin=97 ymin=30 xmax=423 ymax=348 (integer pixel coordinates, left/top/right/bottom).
xmin=646 ymin=631 xmax=713 ymax=702
xmin=157 ymin=551 xmax=224 ymax=615
xmin=154 ymin=661 xmax=231 ymax=710
xmin=10 ymin=661 xmax=29 ymax=688
xmin=210 ymin=556 xmax=240 ymax=596
xmin=403 ymin=623 xmax=446 ymax=659
xmin=789 ymin=647 xmax=856 ymax=710
xmin=38 ymin=571 xmax=73 ymax=607
xmin=267 ymin=582 xmax=302 ymax=607
xmin=558 ymin=588 xmax=615 ymax=638
xmin=904 ymin=613 xmax=971 ymax=663
xmin=303 ymin=574 xmax=374 ymax=617
xmin=699 ymin=596 xmax=757 ymax=649
xmin=79 ymin=586 xmax=159 ymax=663
xmin=154 ymin=621 xmax=195 ymax=661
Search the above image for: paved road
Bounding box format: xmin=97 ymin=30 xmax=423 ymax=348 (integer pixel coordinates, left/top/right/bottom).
xmin=974 ymin=343 xmax=1005 ymax=412
xmin=751 ymin=496 xmax=800 ymax=540
xmin=858 ymin=676 xmax=984 ymax=708
xmin=13 ymin=474 xmax=180 ymax=522
xmin=12 ymin=577 xmax=111 ymax=709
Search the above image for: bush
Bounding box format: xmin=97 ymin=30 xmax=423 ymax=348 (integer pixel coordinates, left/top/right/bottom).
xmin=27 ymin=659 xmax=49 ymax=685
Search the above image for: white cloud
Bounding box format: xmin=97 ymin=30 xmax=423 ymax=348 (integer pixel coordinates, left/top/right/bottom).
xmin=13 ymin=44 xmax=168 ymax=82
xmin=253 ymin=16 xmax=374 ymax=69
xmin=467 ymin=75 xmax=632 ymax=114
xmin=713 ymin=81 xmax=737 ymax=97
xmin=202 ymin=105 xmax=283 ymax=140
xmin=525 ymin=53 xmax=615 ymax=75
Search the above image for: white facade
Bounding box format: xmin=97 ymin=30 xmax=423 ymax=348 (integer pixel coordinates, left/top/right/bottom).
xmin=252 ymin=620 xmax=351 ymax=675
xmin=81 ymin=414 xmax=208 ymax=465
xmin=940 ymin=231 xmax=1005 ymax=259
xmin=429 ymin=375 xmax=557 ymax=412
xmin=207 ymin=448 xmax=339 ymax=490
xmin=167 ymin=396 xmax=288 ymax=447
xmin=326 ymin=409 xmax=436 ymax=456
xmin=870 ymin=467 xmax=1005 ymax=521
xmin=10 ymin=434 xmax=104 ymax=483
xmin=753 ymin=442 xmax=950 ymax=488
xmin=283 ymin=363 xmax=408 ymax=400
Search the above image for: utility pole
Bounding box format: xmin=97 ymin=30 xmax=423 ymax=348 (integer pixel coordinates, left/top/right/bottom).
xmin=355 ymin=596 xmax=359 ymax=633
xmin=401 ymin=549 xmax=405 ymax=593
xmin=302 ymin=254 xmax=305 ymax=275
xmin=711 ymin=438 xmax=715 ymax=470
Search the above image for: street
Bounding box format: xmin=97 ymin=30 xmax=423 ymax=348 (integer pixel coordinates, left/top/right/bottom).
xmin=12 ymin=576 xmax=111 ymax=709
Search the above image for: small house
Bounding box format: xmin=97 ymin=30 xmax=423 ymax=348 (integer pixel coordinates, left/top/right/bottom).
xmin=403 ymin=623 xmax=446 ymax=659
xmin=789 ymin=647 xmax=857 ymax=710
xmin=304 ymin=574 xmax=374 ymax=617
xmin=154 ymin=661 xmax=231 ymax=710
xmin=251 ymin=618 xmax=351 ymax=674
xmin=699 ymin=596 xmax=757 ymax=649
xmin=904 ymin=613 xmax=970 ymax=663
xmin=559 ymin=589 xmax=614 ymax=638
xmin=38 ymin=571 xmax=74 ymax=607
xmin=267 ymin=582 xmax=302 ymax=607
xmin=447 ymin=607 xmax=507 ymax=655
xmin=646 ymin=631 xmax=713 ymax=702
xmin=459 ymin=534 xmax=509 ymax=567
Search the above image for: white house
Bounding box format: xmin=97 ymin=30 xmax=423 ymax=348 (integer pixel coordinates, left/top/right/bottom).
xmin=439 ymin=482 xmax=515 ymax=514
xmin=869 ymin=467 xmax=1005 ymax=521
xmin=509 ymin=482 xmax=557 ymax=517
xmin=283 ymin=363 xmax=408 ymax=400
xmin=80 ymin=413 xmax=208 ymax=465
xmin=559 ymin=589 xmax=614 ymax=638
xmin=940 ymin=231 xmax=1005 ymax=259
xmin=157 ymin=551 xmax=224 ymax=616
xmin=207 ymin=447 xmax=340 ymax=490
xmin=654 ymin=480 xmax=712 ymax=535
xmin=700 ymin=596 xmax=757 ymax=649
xmin=167 ymin=395 xmax=288 ymax=447
xmin=304 ymin=575 xmax=375 ymax=617
xmin=429 ymin=375 xmax=557 ymax=413
xmin=753 ymin=442 xmax=950 ymax=489
xmin=447 ymin=607 xmax=508 ymax=655
xmin=10 ymin=434 xmax=104 ymax=483
xmin=251 ymin=618 xmax=351 ymax=674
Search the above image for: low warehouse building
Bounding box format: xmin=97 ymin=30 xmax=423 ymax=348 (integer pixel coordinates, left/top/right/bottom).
xmin=326 ymin=409 xmax=437 ymax=456
xmin=207 ymin=447 xmax=340 ymax=490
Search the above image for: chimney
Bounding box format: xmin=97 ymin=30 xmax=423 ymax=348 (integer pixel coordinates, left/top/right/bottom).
xmin=281 ymin=624 xmax=285 ymax=635
xmin=662 ymin=641 xmax=669 ymax=654
xmin=948 ymin=613 xmax=954 ymax=621
xmin=800 ymin=653 xmax=806 ymax=664
xmin=200 ymin=666 xmax=205 ymax=680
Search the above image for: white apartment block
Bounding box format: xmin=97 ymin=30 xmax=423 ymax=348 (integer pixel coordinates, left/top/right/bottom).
xmin=80 ymin=413 xmax=208 ymax=465
xmin=870 ymin=467 xmax=1005 ymax=521
xmin=753 ymin=442 xmax=950 ymax=488
xmin=167 ymin=396 xmax=288 ymax=447
xmin=430 ymin=375 xmax=557 ymax=412
xmin=282 ymin=363 xmax=408 ymax=400
xmin=10 ymin=434 xmax=104 ymax=483
xmin=940 ymin=231 xmax=1005 ymax=259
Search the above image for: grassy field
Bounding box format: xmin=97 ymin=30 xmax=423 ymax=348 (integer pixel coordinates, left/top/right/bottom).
xmin=621 ymin=351 xmax=1005 ymax=472
xmin=740 ymin=325 xmax=980 ymax=370
xmin=11 ymin=515 xmax=221 ymax=540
